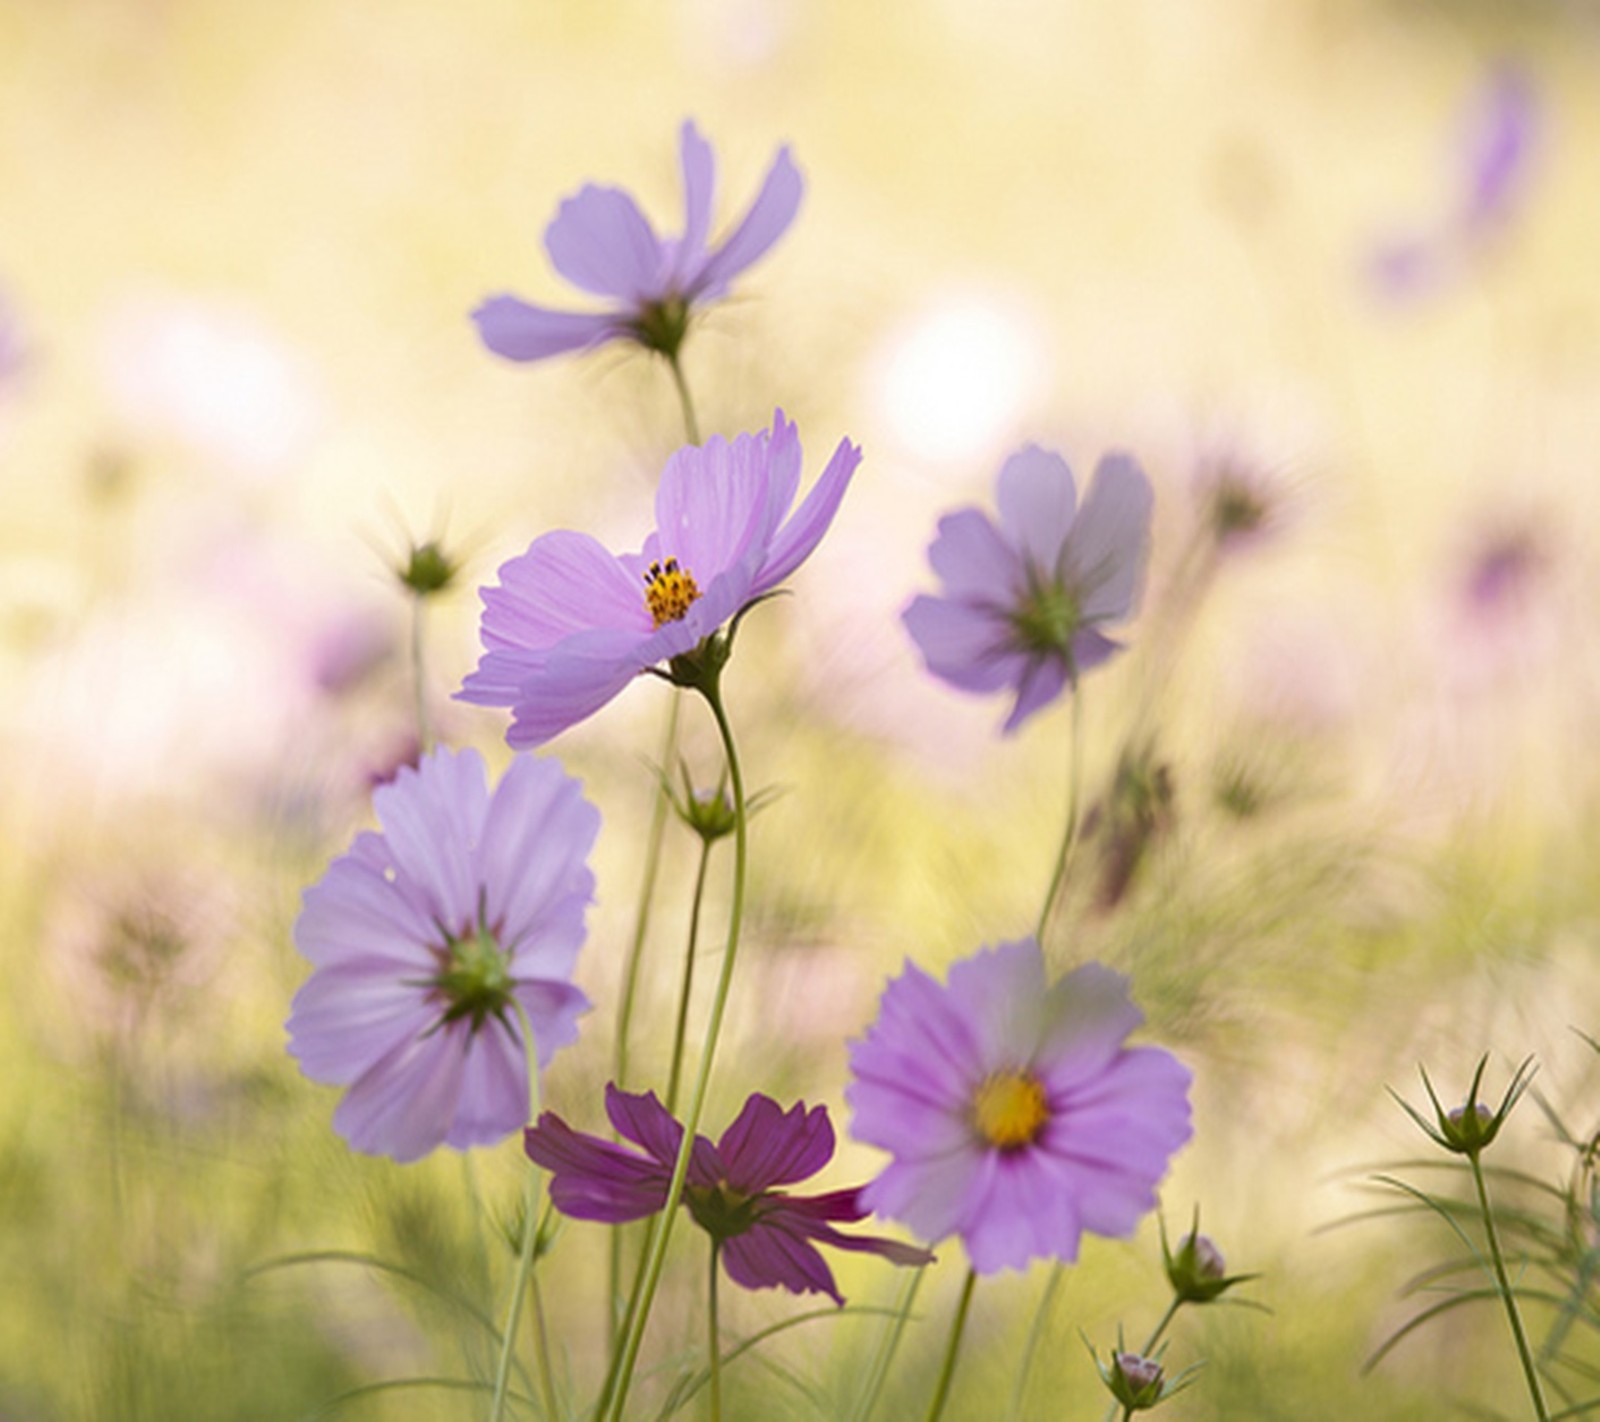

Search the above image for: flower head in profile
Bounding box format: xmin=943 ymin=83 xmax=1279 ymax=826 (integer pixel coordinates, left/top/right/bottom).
xmin=474 ymin=119 xmax=802 ymax=364
xmin=525 ymin=1085 xmax=932 ymax=1305
xmin=902 ymin=446 xmax=1153 ymax=734
xmin=287 ymin=747 xmax=599 ymax=1163
xmin=458 ymin=409 xmax=860 ymax=747
xmin=846 ymin=939 xmax=1191 ymax=1274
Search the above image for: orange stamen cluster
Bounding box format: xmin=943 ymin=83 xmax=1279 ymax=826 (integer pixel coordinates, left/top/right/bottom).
xmin=972 ymin=1069 xmax=1050 ymax=1150
xmin=643 ymin=557 xmax=701 ymax=627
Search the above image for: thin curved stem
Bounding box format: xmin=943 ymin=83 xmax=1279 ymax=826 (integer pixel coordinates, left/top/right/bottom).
xmin=490 ymin=1021 xmax=556 ymax=1422
xmin=850 ymin=1266 xmax=927 ymax=1422
xmin=665 ymin=837 xmax=715 ymax=1115
xmin=708 ymin=1241 xmax=723 ymax=1422
xmin=410 ymin=594 xmax=432 ymax=751
xmin=1471 ymin=1153 xmax=1552 ymax=1422
xmin=1007 ymin=1264 xmax=1064 ymax=1422
xmin=923 ymin=1269 xmax=978 ymax=1422
xmin=1035 ymin=678 xmax=1084 ymax=945
xmin=606 ymin=681 xmax=748 ymax=1422
xmin=667 ymin=353 xmax=702 ymax=446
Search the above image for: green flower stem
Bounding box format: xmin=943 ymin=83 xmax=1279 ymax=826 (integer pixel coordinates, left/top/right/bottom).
xmin=850 ymin=1265 xmax=927 ymax=1422
xmin=1036 ymin=678 xmax=1083 ymax=947
xmin=489 ymin=1019 xmax=557 ymax=1422
xmin=923 ymin=1268 xmax=978 ymax=1422
xmin=1100 ymin=1299 xmax=1181 ymax=1422
xmin=665 ymin=836 xmax=716 ymax=1115
xmin=410 ymin=592 xmax=432 ymax=751
xmin=605 ymin=678 xmax=748 ymax=1422
xmin=667 ymin=352 xmax=702 ymax=446
xmin=609 ymin=693 xmax=684 ymax=1352
xmin=1470 ymin=1152 xmax=1551 ymax=1422
xmin=1006 ymin=1263 xmax=1064 ymax=1422
xmin=708 ymin=1241 xmax=724 ymax=1422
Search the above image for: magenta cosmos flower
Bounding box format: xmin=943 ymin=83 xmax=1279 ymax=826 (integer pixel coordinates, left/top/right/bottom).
xmin=525 ymin=1085 xmax=932 ymax=1304
xmin=902 ymin=445 xmax=1153 ymax=734
xmin=458 ymin=409 xmax=861 ymax=747
xmin=287 ymin=747 xmax=599 ymax=1163
xmin=474 ymin=119 xmax=802 ymax=364
xmin=846 ymin=939 xmax=1191 ymax=1275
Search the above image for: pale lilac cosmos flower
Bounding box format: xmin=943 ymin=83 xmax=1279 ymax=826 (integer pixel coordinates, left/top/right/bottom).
xmin=902 ymin=446 xmax=1153 ymax=733
xmin=1370 ymin=63 xmax=1540 ymax=298
xmin=458 ymin=410 xmax=861 ymax=747
xmin=524 ymin=1085 xmax=932 ymax=1304
xmin=474 ymin=119 xmax=802 ymax=364
xmin=287 ymin=747 xmax=598 ymax=1163
xmin=847 ymin=939 xmax=1192 ymax=1274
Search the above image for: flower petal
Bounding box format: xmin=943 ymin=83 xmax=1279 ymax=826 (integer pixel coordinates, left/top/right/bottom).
xmin=693 ymin=145 xmax=802 ymax=298
xmin=944 ymin=940 xmax=1049 ymax=1065
xmin=511 ymin=978 xmax=591 ymax=1069
xmin=670 ymin=119 xmax=716 ymax=287
xmin=925 ymin=508 xmax=1020 ymax=604
xmin=471 ymin=296 xmax=620 ymax=362
xmin=502 ymin=630 xmax=648 ymax=750
xmin=478 ymin=754 xmax=599 ymax=975
xmin=751 ymin=431 xmax=863 ymax=598
xmin=715 ymin=1095 xmax=833 ymax=1192
xmin=543 ymin=185 xmax=665 ymax=303
xmin=722 ymin=1221 xmax=843 ymax=1304
xmin=477 ymin=530 xmax=652 ymax=661
xmin=293 ymin=833 xmax=437 ymax=968
xmin=287 ymin=967 xmax=438 ymax=1084
xmin=654 ymin=426 xmax=784 ymax=587
xmin=524 ymin=1111 xmax=671 ymax=1222
xmin=958 ymin=1150 xmax=1084 ymax=1274
xmin=605 ymin=1085 xmax=687 ymax=1168
xmin=996 ymin=446 xmax=1078 ymax=575
xmin=445 ymin=1015 xmax=531 ymax=1150
xmin=1034 ymin=963 xmax=1146 ymax=1092
xmin=1000 ymin=653 xmax=1069 ymax=733
xmin=902 ymin=596 xmax=1020 ymax=693
xmin=332 ymin=1020 xmax=471 ymax=1164
xmin=1061 ymin=453 xmax=1153 ymax=623
xmin=370 ymin=748 xmax=490 ymax=935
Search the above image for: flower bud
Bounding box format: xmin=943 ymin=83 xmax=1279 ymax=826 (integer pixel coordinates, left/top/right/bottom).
xmin=1160 ymin=1208 xmax=1257 ymax=1304
xmin=397 ymin=538 xmax=458 ymax=598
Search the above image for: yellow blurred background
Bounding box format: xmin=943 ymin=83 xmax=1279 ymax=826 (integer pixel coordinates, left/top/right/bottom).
xmin=5 ymin=2 xmax=1600 ymax=1418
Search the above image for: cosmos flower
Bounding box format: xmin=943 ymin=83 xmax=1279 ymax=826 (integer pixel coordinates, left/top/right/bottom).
xmin=902 ymin=445 xmax=1153 ymax=733
xmin=473 ymin=119 xmax=802 ymax=364
xmin=846 ymin=939 xmax=1192 ymax=1275
xmin=457 ymin=409 xmax=861 ymax=747
xmin=286 ymin=747 xmax=599 ymax=1163
xmin=1369 ymin=62 xmax=1540 ymax=298
xmin=524 ymin=1084 xmax=932 ymax=1304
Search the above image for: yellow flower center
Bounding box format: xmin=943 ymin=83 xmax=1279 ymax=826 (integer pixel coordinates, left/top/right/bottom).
xmin=643 ymin=557 xmax=701 ymax=628
xmin=972 ymin=1070 xmax=1050 ymax=1150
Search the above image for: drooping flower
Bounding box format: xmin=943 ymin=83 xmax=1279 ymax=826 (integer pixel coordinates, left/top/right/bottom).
xmin=457 ymin=409 xmax=861 ymax=747
xmin=474 ymin=119 xmax=802 ymax=364
xmin=524 ymin=1085 xmax=932 ymax=1305
xmin=287 ymin=747 xmax=599 ymax=1163
xmin=902 ymin=445 xmax=1153 ymax=733
xmin=846 ymin=939 xmax=1192 ymax=1275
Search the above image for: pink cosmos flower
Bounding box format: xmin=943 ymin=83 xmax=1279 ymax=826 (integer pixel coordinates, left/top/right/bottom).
xmin=287 ymin=747 xmax=598 ymax=1163
xmin=524 ymin=1084 xmax=932 ymax=1304
xmin=457 ymin=409 xmax=861 ymax=747
xmin=474 ymin=119 xmax=802 ymax=364
xmin=902 ymin=445 xmax=1153 ymax=733
xmin=846 ymin=939 xmax=1192 ymax=1275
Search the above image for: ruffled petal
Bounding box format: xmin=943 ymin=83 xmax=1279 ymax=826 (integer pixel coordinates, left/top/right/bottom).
xmin=654 ymin=426 xmax=784 ymax=587
xmin=721 ymin=1222 xmax=843 ymax=1304
xmin=995 ymin=446 xmax=1077 ymax=575
xmin=858 ymin=1148 xmax=985 ymax=1246
xmin=750 ymin=431 xmax=863 ymax=597
xmin=471 ymin=296 xmax=621 ymax=362
xmin=715 ymin=1095 xmax=833 ymax=1193
xmin=902 ymin=596 xmax=1019 ymax=694
xmin=501 ymin=628 xmax=650 ymax=750
xmin=524 ymin=1111 xmax=670 ymax=1222
xmin=544 ymin=185 xmax=666 ymax=303
xmin=1034 ymin=963 xmax=1146 ymax=1092
xmin=477 ymin=754 xmax=599 ymax=976
xmin=605 ymin=1085 xmax=688 ymax=1168
xmin=371 ymin=748 xmax=490 ymax=936
xmin=925 ymin=508 xmax=1020 ymax=605
xmin=1000 ymin=653 xmax=1069 ymax=733
xmin=943 ymin=940 xmax=1049 ymax=1067
xmin=669 ymin=119 xmax=716 ymax=287
xmin=957 ymin=1149 xmax=1084 ymax=1274
xmin=445 ymin=1015 xmax=531 ymax=1150
xmin=477 ymin=530 xmax=652 ymax=658
xmin=693 ymin=144 xmax=802 ymax=298
xmin=1061 ymin=453 xmax=1153 ymax=623
xmin=332 ymin=1020 xmax=470 ymax=1164
xmin=510 ymin=978 xmax=591 ymax=1069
